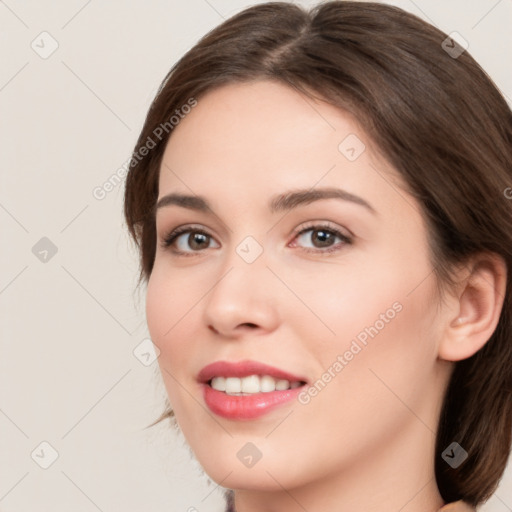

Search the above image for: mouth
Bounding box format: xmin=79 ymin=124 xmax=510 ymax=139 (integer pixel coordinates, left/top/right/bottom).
xmin=198 ymin=360 xmax=308 ymax=420
xmin=208 ymin=374 xmax=306 ymax=395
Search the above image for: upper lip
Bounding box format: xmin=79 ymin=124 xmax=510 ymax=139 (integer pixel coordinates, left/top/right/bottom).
xmin=198 ymin=360 xmax=308 ymax=384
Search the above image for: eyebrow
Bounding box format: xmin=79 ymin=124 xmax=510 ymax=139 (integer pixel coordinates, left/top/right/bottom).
xmin=155 ymin=187 xmax=377 ymax=215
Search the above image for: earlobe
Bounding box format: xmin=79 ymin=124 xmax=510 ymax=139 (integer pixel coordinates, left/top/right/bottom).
xmin=438 ymin=252 xmax=507 ymax=362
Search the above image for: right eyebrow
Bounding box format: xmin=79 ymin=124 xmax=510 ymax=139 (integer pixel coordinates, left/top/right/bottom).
xmin=156 ymin=193 xmax=210 ymax=212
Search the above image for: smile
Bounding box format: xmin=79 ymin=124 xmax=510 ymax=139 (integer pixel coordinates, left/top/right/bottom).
xmin=198 ymin=360 xmax=309 ymax=419
xmin=210 ymin=375 xmax=304 ymax=394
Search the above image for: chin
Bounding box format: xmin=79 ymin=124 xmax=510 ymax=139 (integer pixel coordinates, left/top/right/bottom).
xmin=207 ymin=467 xmax=291 ymax=492
xmin=193 ymin=444 xmax=307 ymax=492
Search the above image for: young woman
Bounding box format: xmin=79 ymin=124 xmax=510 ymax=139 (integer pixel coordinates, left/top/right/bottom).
xmin=123 ymin=2 xmax=512 ymax=511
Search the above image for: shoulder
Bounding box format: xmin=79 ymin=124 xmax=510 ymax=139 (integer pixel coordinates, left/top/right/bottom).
xmin=438 ymin=500 xmax=476 ymax=512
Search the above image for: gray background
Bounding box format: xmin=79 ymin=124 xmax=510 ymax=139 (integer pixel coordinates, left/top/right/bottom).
xmin=0 ymin=0 xmax=511 ymax=510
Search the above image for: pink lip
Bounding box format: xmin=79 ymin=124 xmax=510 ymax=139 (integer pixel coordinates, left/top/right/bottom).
xmin=198 ymin=360 xmax=308 ymax=420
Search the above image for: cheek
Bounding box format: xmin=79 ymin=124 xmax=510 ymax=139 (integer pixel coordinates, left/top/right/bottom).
xmin=145 ymin=269 xmax=196 ymax=414
xmin=145 ymin=267 xmax=193 ymax=369
xmin=287 ymin=240 xmax=439 ymax=374
xmin=145 ymin=269 xmax=172 ymax=343
xmin=145 ymin=264 xmax=199 ymax=341
xmin=303 ymin=264 xmax=441 ymax=433
xmin=289 ymin=276 xmax=441 ymax=456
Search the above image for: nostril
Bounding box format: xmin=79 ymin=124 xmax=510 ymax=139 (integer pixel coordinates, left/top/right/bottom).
xmin=208 ymin=322 xmax=258 ymax=335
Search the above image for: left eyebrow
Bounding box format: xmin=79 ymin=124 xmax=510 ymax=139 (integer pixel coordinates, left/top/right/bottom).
xmin=155 ymin=186 xmax=377 ymax=216
xmin=269 ymin=187 xmax=377 ymax=215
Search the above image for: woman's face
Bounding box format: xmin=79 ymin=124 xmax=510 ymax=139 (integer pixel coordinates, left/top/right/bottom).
xmin=146 ymin=80 xmax=452 ymax=493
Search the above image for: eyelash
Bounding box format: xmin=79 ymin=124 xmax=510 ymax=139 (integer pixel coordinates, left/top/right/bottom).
xmin=160 ymin=221 xmax=352 ymax=257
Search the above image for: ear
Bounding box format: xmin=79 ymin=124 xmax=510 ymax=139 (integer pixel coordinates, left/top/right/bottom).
xmin=438 ymin=252 xmax=507 ymax=362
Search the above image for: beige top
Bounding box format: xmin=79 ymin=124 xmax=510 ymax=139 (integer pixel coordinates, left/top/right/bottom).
xmin=439 ymin=501 xmax=476 ymax=511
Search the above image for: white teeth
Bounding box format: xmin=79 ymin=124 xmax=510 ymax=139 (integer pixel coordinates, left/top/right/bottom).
xmin=211 ymin=376 xmax=226 ymax=392
xmin=260 ymin=375 xmax=276 ymax=392
xmin=225 ymin=377 xmax=242 ymax=394
xmin=275 ymin=379 xmax=290 ymax=391
xmin=241 ymin=375 xmax=260 ymax=393
xmin=210 ymin=375 xmax=303 ymax=395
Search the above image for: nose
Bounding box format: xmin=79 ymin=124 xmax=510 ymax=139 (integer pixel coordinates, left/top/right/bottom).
xmin=202 ymin=248 xmax=280 ymax=339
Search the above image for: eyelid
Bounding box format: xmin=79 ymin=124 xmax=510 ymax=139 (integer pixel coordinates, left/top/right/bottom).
xmin=291 ymin=220 xmax=353 ymax=239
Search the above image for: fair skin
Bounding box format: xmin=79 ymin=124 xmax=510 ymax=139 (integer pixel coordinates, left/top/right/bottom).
xmin=146 ymin=80 xmax=506 ymax=512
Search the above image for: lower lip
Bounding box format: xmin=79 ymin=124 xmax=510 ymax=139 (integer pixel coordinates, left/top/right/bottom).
xmin=202 ymin=383 xmax=305 ymax=420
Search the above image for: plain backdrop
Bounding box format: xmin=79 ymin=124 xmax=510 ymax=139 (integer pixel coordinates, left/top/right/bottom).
xmin=1 ymin=1 xmax=511 ymax=511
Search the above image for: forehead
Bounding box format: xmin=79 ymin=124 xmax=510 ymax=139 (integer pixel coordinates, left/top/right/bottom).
xmin=162 ymin=80 xmax=359 ymax=168
xmin=158 ymin=80 xmax=412 ymax=218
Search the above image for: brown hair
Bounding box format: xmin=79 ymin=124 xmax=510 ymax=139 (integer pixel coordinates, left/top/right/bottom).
xmin=124 ymin=1 xmax=512 ymax=506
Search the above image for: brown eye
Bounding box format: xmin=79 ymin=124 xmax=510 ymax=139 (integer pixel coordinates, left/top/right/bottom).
xmin=292 ymin=224 xmax=352 ymax=254
xmin=308 ymin=229 xmax=336 ymax=248
xmin=161 ymin=226 xmax=220 ymax=254
xmin=187 ymin=232 xmax=210 ymax=250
